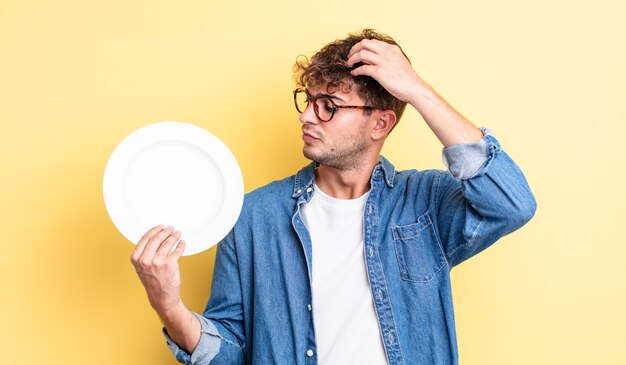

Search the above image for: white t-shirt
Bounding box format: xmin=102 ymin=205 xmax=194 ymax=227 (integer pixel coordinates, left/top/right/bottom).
xmin=300 ymin=184 xmax=388 ymax=364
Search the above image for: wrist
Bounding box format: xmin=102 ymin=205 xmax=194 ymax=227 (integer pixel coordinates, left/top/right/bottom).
xmin=406 ymin=81 xmax=436 ymax=110
xmin=158 ymin=298 xmax=188 ymax=324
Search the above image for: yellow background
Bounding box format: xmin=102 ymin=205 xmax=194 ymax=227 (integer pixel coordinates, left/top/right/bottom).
xmin=1 ymin=0 xmax=625 ymax=364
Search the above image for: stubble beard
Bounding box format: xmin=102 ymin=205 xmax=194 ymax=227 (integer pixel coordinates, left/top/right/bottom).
xmin=303 ymin=128 xmax=370 ymax=171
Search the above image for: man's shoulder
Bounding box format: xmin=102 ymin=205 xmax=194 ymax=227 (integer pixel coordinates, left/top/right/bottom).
xmin=244 ymin=174 xmax=296 ymax=202
xmin=392 ymin=167 xmax=451 ymax=187
xmin=229 ymin=173 xmax=298 ymax=230
xmin=243 ymin=161 xmax=315 ymax=204
xmin=376 ymin=155 xmax=450 ymax=189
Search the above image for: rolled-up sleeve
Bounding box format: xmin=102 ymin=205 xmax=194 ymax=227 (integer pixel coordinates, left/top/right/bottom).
xmin=442 ymin=127 xmax=495 ymax=180
xmin=435 ymin=128 xmax=537 ymax=267
xmin=163 ymin=313 xmax=221 ymax=365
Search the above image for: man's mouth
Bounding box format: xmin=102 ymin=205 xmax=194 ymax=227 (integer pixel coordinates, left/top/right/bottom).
xmin=302 ymin=129 xmax=321 ymax=142
xmin=302 ymin=133 xmax=320 ymax=143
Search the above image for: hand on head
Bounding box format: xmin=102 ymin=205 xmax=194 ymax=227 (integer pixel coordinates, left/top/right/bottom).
xmin=347 ymin=39 xmax=424 ymax=105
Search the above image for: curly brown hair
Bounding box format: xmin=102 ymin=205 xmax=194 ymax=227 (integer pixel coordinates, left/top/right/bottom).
xmin=294 ymin=29 xmax=409 ymax=128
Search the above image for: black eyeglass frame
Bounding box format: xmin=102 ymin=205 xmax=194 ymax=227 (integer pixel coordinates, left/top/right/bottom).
xmin=293 ymin=88 xmax=384 ymax=122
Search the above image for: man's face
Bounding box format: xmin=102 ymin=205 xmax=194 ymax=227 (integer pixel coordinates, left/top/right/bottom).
xmin=299 ymin=83 xmax=377 ymax=170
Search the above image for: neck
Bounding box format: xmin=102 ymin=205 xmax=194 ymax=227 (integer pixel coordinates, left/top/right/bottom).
xmin=314 ymin=155 xmax=379 ymax=199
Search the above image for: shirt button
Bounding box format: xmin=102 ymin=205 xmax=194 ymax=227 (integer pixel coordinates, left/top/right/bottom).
xmin=307 ymin=304 xmax=312 ymax=311
xmin=369 ymin=246 xmax=374 ymax=257
xmin=296 ymin=189 xmax=302 ymax=194
xmin=388 ymin=333 xmax=395 ymax=343
xmin=377 ymin=289 xmax=384 ymax=300
xmin=306 ymin=187 xmax=312 ymax=193
xmin=306 ymin=349 xmax=314 ymax=357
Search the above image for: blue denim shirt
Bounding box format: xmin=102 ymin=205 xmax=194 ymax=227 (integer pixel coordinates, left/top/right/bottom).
xmin=164 ymin=129 xmax=537 ymax=365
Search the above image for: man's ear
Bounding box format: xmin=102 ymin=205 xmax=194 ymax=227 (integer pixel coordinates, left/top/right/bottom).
xmin=371 ymin=110 xmax=397 ymax=141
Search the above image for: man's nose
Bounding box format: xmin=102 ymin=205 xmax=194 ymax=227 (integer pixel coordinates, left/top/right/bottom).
xmin=299 ymin=102 xmax=319 ymax=125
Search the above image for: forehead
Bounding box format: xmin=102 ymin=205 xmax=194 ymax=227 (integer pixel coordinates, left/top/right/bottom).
xmin=306 ymin=81 xmax=363 ymax=102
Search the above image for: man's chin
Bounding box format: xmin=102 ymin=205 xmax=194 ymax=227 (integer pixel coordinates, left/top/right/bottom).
xmin=302 ymin=148 xmax=317 ymax=163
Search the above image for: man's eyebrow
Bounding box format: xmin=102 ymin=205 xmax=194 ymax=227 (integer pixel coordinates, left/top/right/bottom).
xmin=307 ymin=90 xmax=346 ymax=102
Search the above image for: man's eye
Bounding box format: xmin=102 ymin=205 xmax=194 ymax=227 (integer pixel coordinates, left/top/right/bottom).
xmin=319 ymin=98 xmax=334 ymax=112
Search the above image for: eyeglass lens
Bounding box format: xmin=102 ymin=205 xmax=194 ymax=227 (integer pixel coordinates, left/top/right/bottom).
xmin=294 ymin=90 xmax=335 ymax=122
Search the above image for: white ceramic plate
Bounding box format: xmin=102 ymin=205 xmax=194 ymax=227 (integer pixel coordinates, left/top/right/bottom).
xmin=103 ymin=121 xmax=243 ymax=256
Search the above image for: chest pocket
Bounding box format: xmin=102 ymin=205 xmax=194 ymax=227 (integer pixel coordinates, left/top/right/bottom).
xmin=392 ymin=213 xmax=447 ymax=283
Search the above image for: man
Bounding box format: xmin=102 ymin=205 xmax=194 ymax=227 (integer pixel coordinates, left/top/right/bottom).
xmin=131 ymin=29 xmax=537 ymax=365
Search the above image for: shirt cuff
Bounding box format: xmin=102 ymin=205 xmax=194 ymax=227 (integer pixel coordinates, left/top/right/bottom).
xmin=441 ymin=128 xmax=500 ymax=180
xmin=162 ymin=312 xmax=221 ymax=365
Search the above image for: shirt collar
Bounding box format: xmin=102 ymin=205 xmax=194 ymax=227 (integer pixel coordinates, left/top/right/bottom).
xmin=292 ymin=156 xmax=396 ymax=198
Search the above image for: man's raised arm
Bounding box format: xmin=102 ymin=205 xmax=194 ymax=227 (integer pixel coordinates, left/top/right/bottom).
xmin=347 ymin=38 xmax=483 ymax=147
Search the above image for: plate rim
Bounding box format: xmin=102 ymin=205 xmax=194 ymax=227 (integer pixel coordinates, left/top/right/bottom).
xmin=103 ymin=121 xmax=244 ymax=256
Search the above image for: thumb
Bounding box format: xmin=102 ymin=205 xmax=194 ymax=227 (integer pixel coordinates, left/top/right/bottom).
xmin=351 ymin=64 xmax=376 ymax=78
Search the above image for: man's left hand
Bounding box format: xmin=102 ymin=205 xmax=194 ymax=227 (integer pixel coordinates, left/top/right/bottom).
xmin=347 ymin=39 xmax=425 ymax=105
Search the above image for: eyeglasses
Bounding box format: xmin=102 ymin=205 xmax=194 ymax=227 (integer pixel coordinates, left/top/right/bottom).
xmin=293 ymin=88 xmax=383 ymax=122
